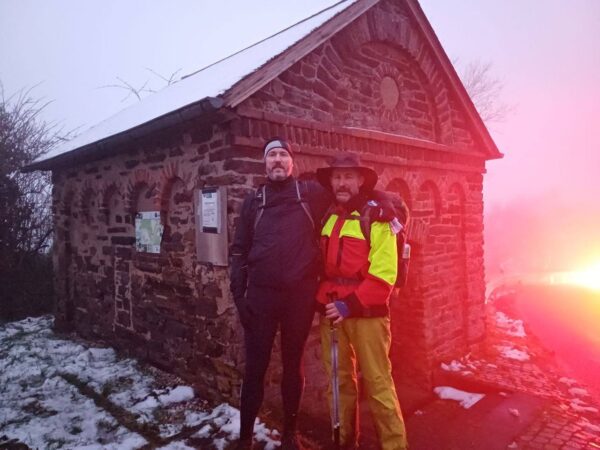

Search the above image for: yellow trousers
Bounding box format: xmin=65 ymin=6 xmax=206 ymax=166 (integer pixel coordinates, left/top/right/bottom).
xmin=320 ymin=316 xmax=407 ymax=450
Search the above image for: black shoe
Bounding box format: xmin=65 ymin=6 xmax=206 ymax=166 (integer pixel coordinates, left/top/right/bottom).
xmin=234 ymin=438 xmax=253 ymax=450
xmin=281 ymin=433 xmax=305 ymax=450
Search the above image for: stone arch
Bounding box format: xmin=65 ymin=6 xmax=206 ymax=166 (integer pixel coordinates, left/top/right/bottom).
xmin=129 ymin=181 xmax=158 ymax=215
xmin=385 ymin=177 xmax=412 ymax=211
xmin=323 ymin=5 xmax=454 ymax=144
xmin=447 ymin=182 xmax=467 ymax=224
xmin=416 ymin=180 xmax=442 ymax=222
xmin=160 ymin=176 xmax=193 ymax=247
xmin=101 ymin=183 xmax=122 ymax=226
xmin=105 ymin=187 xmax=126 ymax=227
xmin=127 ymin=169 xmax=158 ymax=215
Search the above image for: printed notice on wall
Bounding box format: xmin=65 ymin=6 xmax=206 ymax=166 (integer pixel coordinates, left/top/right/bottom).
xmin=201 ymin=189 xmax=220 ymax=233
xmin=135 ymin=211 xmax=164 ymax=253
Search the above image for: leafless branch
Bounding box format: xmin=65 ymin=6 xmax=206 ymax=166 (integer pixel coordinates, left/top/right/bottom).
xmin=455 ymin=59 xmax=514 ymax=126
xmin=98 ymin=68 xmax=182 ymax=102
xmin=145 ymin=67 xmax=182 ymax=86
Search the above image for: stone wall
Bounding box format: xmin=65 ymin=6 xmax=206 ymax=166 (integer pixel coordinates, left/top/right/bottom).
xmin=51 ymin=119 xmax=256 ymax=403
xmin=50 ymin=0 xmax=490 ymax=417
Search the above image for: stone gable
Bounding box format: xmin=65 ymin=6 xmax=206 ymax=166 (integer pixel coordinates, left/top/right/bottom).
xmin=242 ymin=0 xmax=480 ymax=152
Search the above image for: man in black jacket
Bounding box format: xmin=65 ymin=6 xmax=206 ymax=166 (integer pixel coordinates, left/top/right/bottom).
xmin=230 ymin=138 xmax=330 ymax=450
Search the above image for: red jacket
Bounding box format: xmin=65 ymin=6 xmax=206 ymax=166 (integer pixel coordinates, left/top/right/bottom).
xmin=316 ymin=204 xmax=398 ymax=311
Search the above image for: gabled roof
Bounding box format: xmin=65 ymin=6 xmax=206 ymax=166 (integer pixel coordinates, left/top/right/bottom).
xmin=27 ymin=0 xmax=500 ymax=172
xmin=404 ymin=0 xmax=501 ymax=160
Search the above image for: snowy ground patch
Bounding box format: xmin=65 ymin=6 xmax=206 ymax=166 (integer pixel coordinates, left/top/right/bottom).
xmin=0 ymin=316 xmax=279 ymax=449
xmin=495 ymin=311 xmax=526 ymax=337
xmin=440 ymin=354 xmax=481 ymax=376
xmin=433 ymin=386 xmax=485 ymax=409
xmin=495 ymin=344 xmax=531 ymax=361
xmin=441 ymin=360 xmax=466 ymax=372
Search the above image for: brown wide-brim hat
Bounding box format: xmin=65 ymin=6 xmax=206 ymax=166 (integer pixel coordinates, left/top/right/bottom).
xmin=316 ymin=153 xmax=378 ymax=192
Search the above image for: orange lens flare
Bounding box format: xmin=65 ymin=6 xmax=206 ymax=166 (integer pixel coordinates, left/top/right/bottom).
xmin=548 ymin=262 xmax=600 ymax=291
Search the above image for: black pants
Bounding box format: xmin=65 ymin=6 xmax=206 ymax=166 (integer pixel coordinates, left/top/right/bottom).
xmin=240 ymin=280 xmax=317 ymax=439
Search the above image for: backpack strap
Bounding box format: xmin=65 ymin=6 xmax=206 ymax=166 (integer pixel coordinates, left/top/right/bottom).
xmin=295 ymin=180 xmax=315 ymax=230
xmin=253 ymin=185 xmax=266 ymax=230
xmin=252 ymin=181 xmax=316 ymax=231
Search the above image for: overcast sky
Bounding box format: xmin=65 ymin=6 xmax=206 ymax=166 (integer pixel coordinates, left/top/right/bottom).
xmin=1 ymin=0 xmax=599 ymax=211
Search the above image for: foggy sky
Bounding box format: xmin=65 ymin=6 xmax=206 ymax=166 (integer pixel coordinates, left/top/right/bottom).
xmin=1 ymin=0 xmax=599 ymax=213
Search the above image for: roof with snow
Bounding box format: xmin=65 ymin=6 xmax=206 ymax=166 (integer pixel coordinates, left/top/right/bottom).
xmin=26 ymin=0 xmax=500 ymax=171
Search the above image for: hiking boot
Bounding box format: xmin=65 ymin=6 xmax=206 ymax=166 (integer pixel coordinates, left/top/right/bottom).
xmin=233 ymin=438 xmax=253 ymax=450
xmin=281 ymin=433 xmax=305 ymax=450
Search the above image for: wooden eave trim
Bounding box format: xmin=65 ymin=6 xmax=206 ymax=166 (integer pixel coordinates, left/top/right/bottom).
xmin=297 ymin=145 xmax=486 ymax=174
xmin=404 ymin=0 xmax=503 ymax=160
xmin=221 ymin=0 xmax=379 ymax=109
xmin=235 ymin=106 xmax=487 ymax=158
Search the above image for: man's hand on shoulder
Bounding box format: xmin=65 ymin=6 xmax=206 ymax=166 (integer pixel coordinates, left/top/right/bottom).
xmin=366 ymin=199 xmax=396 ymax=222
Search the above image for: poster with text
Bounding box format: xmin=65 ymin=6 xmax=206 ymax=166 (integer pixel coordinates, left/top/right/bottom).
xmin=135 ymin=211 xmax=164 ymax=253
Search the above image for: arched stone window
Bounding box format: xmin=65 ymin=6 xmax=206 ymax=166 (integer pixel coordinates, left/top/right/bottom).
xmin=386 ymin=177 xmax=412 ymax=211
xmin=161 ymin=177 xmax=193 ymax=252
xmin=104 ymin=186 xmax=124 ymax=227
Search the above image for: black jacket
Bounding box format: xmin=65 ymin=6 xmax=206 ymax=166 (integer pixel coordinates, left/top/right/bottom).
xmin=230 ymin=177 xmax=331 ymax=299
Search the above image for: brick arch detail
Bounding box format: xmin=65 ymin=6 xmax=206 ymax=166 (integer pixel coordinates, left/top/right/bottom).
xmin=363 ymin=41 xmax=443 ymax=142
xmin=326 ymin=7 xmax=454 ymax=144
xmin=100 ymin=182 xmax=123 ymax=225
xmin=447 ymin=182 xmax=467 ymax=217
xmin=385 ymin=177 xmax=412 ymax=211
xmin=158 ymin=162 xmax=195 ymax=212
xmin=101 ymin=182 xmax=123 ymax=209
xmin=418 ymin=180 xmax=442 ymax=220
xmin=127 ymin=169 xmax=159 ymax=214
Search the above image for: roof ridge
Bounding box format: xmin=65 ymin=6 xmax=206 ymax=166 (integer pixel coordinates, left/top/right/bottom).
xmin=181 ymin=0 xmax=351 ymax=81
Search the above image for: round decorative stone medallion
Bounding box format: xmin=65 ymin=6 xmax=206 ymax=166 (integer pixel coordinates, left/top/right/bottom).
xmin=380 ymin=76 xmax=400 ymax=110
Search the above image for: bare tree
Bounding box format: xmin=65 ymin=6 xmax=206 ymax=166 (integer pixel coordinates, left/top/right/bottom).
xmin=99 ymin=68 xmax=182 ymax=102
xmin=458 ymin=59 xmax=513 ymax=126
xmin=0 ymin=83 xmax=70 ymax=319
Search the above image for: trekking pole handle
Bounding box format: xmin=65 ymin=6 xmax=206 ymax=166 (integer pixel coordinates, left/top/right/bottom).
xmin=327 ymin=292 xmax=339 ymax=329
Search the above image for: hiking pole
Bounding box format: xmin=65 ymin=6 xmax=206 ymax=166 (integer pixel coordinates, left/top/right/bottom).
xmin=328 ymin=292 xmax=341 ymax=450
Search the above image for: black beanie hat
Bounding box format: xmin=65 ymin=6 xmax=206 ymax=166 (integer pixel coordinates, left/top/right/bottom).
xmin=263 ymin=137 xmax=293 ymax=159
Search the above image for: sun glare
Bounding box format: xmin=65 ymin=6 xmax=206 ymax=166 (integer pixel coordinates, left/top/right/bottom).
xmin=558 ymin=262 xmax=600 ymax=291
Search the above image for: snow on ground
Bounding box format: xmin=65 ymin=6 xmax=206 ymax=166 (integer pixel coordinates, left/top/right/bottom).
xmin=569 ymin=387 xmax=590 ymax=397
xmin=495 ymin=344 xmax=531 ymax=361
xmin=0 ymin=316 xmax=279 ymax=449
xmin=559 ymin=377 xmax=578 ymax=386
xmin=433 ymin=386 xmax=485 ymax=409
xmin=440 ymin=360 xmax=466 ymax=372
xmin=494 ymin=311 xmax=526 ymax=337
xmin=569 ymin=398 xmax=599 ymax=414
xmin=439 ymin=353 xmax=481 ymax=376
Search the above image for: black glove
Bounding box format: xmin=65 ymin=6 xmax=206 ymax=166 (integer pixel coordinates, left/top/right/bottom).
xmin=335 ymin=293 xmax=363 ymax=318
xmin=234 ymin=296 xmax=254 ymax=328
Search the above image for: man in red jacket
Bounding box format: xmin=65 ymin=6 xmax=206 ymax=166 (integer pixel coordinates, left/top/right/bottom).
xmin=315 ymin=153 xmax=407 ymax=450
